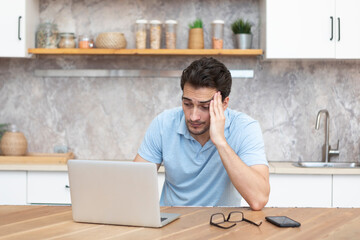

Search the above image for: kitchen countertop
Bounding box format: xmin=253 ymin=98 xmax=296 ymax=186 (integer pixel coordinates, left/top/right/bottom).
xmin=1 ymin=161 xmax=360 ymax=175
xmin=269 ymin=161 xmax=360 ymax=175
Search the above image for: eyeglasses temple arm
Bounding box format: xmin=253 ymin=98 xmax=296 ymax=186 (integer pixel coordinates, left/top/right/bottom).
xmin=210 ymin=221 xmax=236 ymax=229
xmin=243 ymin=218 xmax=262 ymax=226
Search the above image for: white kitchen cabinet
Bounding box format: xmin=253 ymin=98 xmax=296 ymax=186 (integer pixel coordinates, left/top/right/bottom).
xmin=266 ymin=174 xmax=332 ymax=207
xmin=27 ymin=171 xmax=71 ymax=204
xmin=261 ymin=0 xmax=360 ymax=59
xmin=334 ymin=0 xmax=360 ymax=58
xmin=0 ymin=0 xmax=39 ymax=58
xmin=0 ymin=171 xmax=27 ymax=205
xmin=242 ymin=174 xmax=332 ymax=208
xmin=332 ymin=175 xmax=360 ymax=208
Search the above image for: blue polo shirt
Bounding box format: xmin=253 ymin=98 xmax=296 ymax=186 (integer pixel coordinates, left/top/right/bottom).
xmin=138 ymin=107 xmax=268 ymax=206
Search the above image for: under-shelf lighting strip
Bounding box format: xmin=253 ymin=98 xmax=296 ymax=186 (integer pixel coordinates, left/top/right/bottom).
xmin=34 ymin=69 xmax=254 ymax=78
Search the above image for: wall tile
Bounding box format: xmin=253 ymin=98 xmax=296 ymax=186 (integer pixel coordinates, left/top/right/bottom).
xmin=0 ymin=0 xmax=359 ymax=163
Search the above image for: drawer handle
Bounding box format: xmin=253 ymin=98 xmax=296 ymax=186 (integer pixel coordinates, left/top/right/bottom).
xmin=18 ymin=16 xmax=22 ymax=40
xmin=65 ymin=185 xmax=70 ymax=189
xmin=338 ymin=17 xmax=340 ymax=41
xmin=330 ymin=16 xmax=334 ymax=41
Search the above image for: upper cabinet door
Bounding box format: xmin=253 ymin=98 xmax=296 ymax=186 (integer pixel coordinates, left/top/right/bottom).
xmin=0 ymin=0 xmax=38 ymax=58
xmin=262 ymin=0 xmax=336 ymax=59
xmin=335 ymin=0 xmax=360 ymax=59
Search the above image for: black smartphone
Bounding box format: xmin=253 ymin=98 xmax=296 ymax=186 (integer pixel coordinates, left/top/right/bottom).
xmin=265 ymin=216 xmax=301 ymax=228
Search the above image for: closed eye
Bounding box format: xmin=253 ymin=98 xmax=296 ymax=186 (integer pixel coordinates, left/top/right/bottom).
xmin=183 ymin=102 xmax=192 ymax=107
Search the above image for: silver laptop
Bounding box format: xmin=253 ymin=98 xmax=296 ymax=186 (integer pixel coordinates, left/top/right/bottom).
xmin=67 ymin=160 xmax=180 ymax=228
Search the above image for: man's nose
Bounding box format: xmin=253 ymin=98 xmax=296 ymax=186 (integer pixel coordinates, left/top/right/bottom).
xmin=190 ymin=107 xmax=201 ymax=121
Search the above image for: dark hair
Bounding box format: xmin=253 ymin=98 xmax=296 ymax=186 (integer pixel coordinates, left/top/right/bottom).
xmin=180 ymin=57 xmax=232 ymax=101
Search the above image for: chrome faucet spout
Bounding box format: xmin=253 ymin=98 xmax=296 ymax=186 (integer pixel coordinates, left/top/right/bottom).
xmin=315 ymin=110 xmax=330 ymax=162
xmin=315 ymin=109 xmax=339 ymax=163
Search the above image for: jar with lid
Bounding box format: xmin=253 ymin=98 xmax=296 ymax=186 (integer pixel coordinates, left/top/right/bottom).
xmin=36 ymin=22 xmax=59 ymax=48
xmin=58 ymin=33 xmax=76 ymax=48
xmin=211 ymin=20 xmax=224 ymax=49
xmin=135 ymin=19 xmax=148 ymax=49
xmin=0 ymin=124 xmax=28 ymax=156
xmin=165 ymin=20 xmax=177 ymax=49
xmin=149 ymin=20 xmax=162 ymax=49
xmin=78 ymin=35 xmax=94 ymax=48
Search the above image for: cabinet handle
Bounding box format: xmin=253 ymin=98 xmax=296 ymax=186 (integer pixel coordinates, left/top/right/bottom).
xmin=330 ymin=16 xmax=333 ymax=41
xmin=338 ymin=17 xmax=340 ymax=41
xmin=65 ymin=185 xmax=70 ymax=188
xmin=18 ymin=16 xmax=22 ymax=40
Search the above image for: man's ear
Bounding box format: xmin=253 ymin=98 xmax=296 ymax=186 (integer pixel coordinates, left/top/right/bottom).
xmin=222 ymin=96 xmax=229 ymax=110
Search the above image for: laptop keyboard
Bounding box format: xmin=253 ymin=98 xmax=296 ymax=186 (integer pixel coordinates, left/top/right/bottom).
xmin=161 ymin=217 xmax=168 ymax=222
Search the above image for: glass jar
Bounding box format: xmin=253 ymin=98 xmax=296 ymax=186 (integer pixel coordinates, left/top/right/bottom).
xmin=149 ymin=20 xmax=162 ymax=49
xmin=58 ymin=33 xmax=76 ymax=48
xmin=78 ymin=35 xmax=94 ymax=48
xmin=165 ymin=20 xmax=177 ymax=49
xmin=135 ymin=19 xmax=148 ymax=49
xmin=211 ymin=20 xmax=224 ymax=49
xmin=36 ymin=23 xmax=59 ymax=48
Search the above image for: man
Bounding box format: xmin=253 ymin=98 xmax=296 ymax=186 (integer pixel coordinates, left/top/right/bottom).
xmin=134 ymin=57 xmax=270 ymax=210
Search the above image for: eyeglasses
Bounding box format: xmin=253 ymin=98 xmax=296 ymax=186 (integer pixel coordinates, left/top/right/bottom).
xmin=210 ymin=211 xmax=262 ymax=229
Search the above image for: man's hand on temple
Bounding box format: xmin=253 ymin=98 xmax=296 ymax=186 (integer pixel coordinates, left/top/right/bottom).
xmin=209 ymin=92 xmax=227 ymax=147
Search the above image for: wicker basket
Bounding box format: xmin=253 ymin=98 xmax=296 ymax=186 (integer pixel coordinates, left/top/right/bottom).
xmin=95 ymin=32 xmax=127 ymax=49
xmin=0 ymin=132 xmax=28 ymax=156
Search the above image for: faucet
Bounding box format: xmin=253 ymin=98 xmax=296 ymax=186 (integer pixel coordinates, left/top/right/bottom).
xmin=315 ymin=109 xmax=340 ymax=163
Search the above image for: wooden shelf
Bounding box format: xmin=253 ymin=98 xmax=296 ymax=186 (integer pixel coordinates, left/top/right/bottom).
xmin=28 ymin=48 xmax=263 ymax=56
xmin=0 ymin=152 xmax=74 ymax=165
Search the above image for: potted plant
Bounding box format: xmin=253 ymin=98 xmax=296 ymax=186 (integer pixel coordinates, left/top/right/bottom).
xmin=231 ymin=18 xmax=253 ymax=49
xmin=0 ymin=123 xmax=9 ymax=140
xmin=188 ymin=18 xmax=204 ymax=49
xmin=0 ymin=123 xmax=9 ymax=155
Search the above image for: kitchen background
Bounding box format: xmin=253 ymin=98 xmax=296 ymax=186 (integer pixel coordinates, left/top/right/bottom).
xmin=0 ymin=0 xmax=359 ymax=162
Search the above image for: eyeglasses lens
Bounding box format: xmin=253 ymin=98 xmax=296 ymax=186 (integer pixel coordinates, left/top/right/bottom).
xmin=227 ymin=212 xmax=244 ymax=222
xmin=211 ymin=213 xmax=225 ymax=224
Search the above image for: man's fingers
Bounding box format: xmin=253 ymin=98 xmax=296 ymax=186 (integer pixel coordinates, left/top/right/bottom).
xmin=212 ymin=92 xmax=218 ymax=116
xmin=209 ymin=99 xmax=215 ymax=119
xmin=214 ymin=92 xmax=223 ymax=117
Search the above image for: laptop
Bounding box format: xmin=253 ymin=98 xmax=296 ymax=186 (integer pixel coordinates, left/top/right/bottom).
xmin=67 ymin=160 xmax=180 ymax=228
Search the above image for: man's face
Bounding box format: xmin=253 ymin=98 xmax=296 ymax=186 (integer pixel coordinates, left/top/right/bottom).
xmin=182 ymin=83 xmax=217 ymax=137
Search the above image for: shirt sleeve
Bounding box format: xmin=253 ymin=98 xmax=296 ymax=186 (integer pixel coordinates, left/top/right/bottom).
xmin=138 ymin=115 xmax=163 ymax=164
xmin=236 ymin=120 xmax=268 ymax=166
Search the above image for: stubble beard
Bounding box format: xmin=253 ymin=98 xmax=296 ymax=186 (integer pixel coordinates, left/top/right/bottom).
xmin=186 ymin=121 xmax=210 ymax=136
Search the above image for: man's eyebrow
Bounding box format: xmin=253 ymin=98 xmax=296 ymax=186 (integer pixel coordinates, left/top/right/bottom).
xmin=199 ymin=99 xmax=212 ymax=104
xmin=182 ymin=97 xmax=213 ymax=104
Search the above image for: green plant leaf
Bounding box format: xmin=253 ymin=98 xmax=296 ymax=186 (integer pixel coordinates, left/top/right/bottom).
xmin=231 ymin=18 xmax=252 ymax=34
xmin=189 ymin=18 xmax=203 ymax=29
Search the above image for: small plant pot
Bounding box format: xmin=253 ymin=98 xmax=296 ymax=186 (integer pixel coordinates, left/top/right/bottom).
xmin=188 ymin=28 xmax=204 ymax=49
xmin=235 ymin=33 xmax=252 ymax=49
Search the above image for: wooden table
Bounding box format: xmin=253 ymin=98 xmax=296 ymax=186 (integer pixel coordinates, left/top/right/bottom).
xmin=1 ymin=206 xmax=360 ymax=239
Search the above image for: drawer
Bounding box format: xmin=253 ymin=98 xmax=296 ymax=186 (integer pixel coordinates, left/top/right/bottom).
xmin=267 ymin=174 xmax=332 ymax=207
xmin=27 ymin=171 xmax=71 ymax=204
xmin=0 ymin=171 xmax=27 ymax=205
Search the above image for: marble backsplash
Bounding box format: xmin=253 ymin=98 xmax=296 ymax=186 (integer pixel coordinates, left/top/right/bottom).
xmin=0 ymin=0 xmax=359 ymax=162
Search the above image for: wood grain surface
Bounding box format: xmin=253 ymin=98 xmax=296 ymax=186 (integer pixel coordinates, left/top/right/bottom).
xmin=0 ymin=206 xmax=359 ymax=239
xmin=0 ymin=152 xmax=74 ymax=164
xmin=28 ymin=48 xmax=263 ymax=56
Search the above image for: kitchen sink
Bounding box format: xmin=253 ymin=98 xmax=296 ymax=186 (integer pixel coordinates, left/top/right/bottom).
xmin=293 ymin=162 xmax=360 ymax=168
